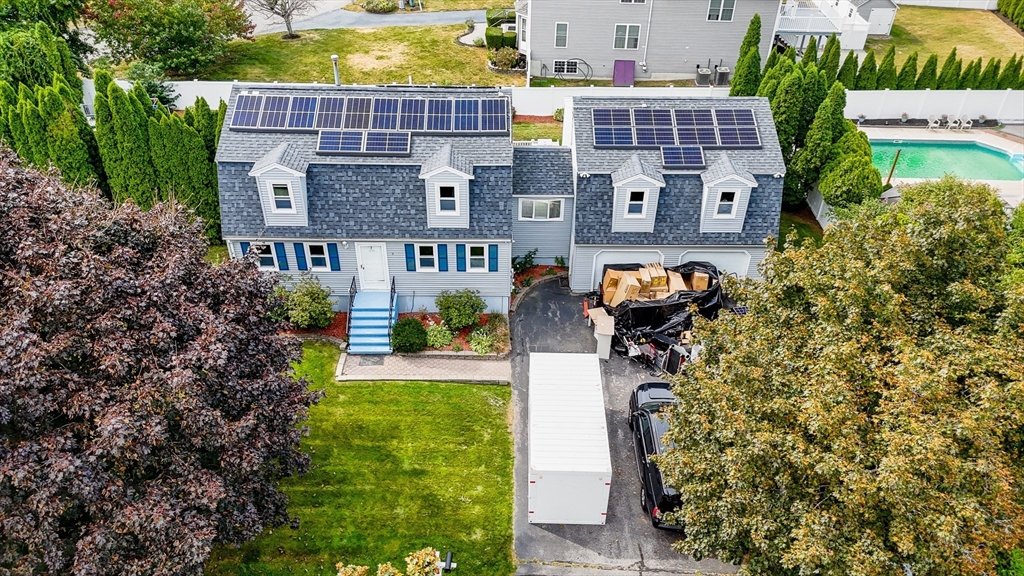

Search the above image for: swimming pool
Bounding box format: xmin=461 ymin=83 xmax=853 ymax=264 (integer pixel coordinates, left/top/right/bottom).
xmin=871 ymin=140 xmax=1024 ymax=181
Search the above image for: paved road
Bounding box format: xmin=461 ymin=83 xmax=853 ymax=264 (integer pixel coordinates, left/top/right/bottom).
xmin=509 ymin=280 xmax=738 ymax=575
xmin=260 ymin=7 xmax=485 ymax=34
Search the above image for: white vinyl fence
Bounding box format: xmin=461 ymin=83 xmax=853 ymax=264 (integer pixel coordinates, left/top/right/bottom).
xmin=895 ymin=0 xmax=997 ymax=8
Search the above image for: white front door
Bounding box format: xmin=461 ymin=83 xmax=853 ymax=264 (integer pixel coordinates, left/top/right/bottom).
xmin=356 ymin=243 xmax=389 ymax=291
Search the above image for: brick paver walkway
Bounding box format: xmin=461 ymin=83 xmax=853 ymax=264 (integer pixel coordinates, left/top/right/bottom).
xmin=337 ymin=353 xmax=512 ymax=384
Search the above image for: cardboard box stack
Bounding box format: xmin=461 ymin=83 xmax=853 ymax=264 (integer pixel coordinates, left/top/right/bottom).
xmin=601 ymin=263 xmax=716 ymax=305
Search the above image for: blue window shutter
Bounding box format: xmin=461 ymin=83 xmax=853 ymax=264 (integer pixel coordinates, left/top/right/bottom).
xmin=274 ymin=242 xmax=289 ymax=271
xmin=438 ymin=244 xmax=448 ymax=272
xmin=405 ymin=244 xmax=416 ymax=271
xmin=456 ymin=244 xmax=466 ymax=272
xmin=327 ymin=243 xmax=341 ymax=271
xmin=239 ymin=242 xmax=250 ymax=257
xmin=488 ymin=244 xmax=498 ymax=272
xmin=294 ymin=243 xmax=308 ymax=270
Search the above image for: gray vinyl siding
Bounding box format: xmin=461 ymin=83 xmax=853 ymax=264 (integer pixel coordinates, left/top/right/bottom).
xmin=525 ymin=0 xmax=778 ymax=80
xmin=611 ymin=183 xmax=660 ymax=233
xmin=255 ymin=167 xmax=308 ymax=227
xmin=228 ymin=238 xmax=512 ymax=313
xmin=568 ymin=244 xmax=767 ymax=292
xmin=424 ymin=171 xmax=470 ymax=229
xmin=512 ymin=196 xmax=574 ymax=264
xmin=857 ymin=0 xmax=897 ymax=15
xmin=700 ymin=183 xmax=752 ymax=233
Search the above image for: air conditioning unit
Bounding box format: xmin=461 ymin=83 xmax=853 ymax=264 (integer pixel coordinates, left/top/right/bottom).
xmin=696 ymin=68 xmax=712 ymax=86
xmin=501 ymin=23 xmax=517 ymax=34
xmin=715 ymin=66 xmax=731 ymax=86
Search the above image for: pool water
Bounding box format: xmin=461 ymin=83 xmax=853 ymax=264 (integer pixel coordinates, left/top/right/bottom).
xmin=871 ymin=141 xmax=1024 ymax=181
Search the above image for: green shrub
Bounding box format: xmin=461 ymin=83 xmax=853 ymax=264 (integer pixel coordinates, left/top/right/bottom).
xmin=391 ymin=317 xmax=427 ymax=353
xmin=487 ymin=313 xmax=507 ymax=331
xmin=484 ymin=27 xmax=503 ymax=50
xmin=997 ymin=549 xmax=1024 ymax=576
xmin=425 ymin=320 xmax=454 ymax=349
xmin=512 ymin=248 xmax=537 ymax=275
xmin=502 ymin=31 xmax=517 ymax=48
xmin=468 ymin=326 xmax=496 ymax=355
xmin=435 ymin=289 xmax=486 ymax=331
xmin=553 ymin=108 xmax=564 ymax=122
xmin=284 ymin=275 xmax=336 ymax=329
xmin=485 ymin=8 xmax=513 ymax=26
xmin=819 ymin=154 xmax=883 ymax=208
xmin=363 ymin=0 xmax=397 ymax=13
xmin=489 ymin=47 xmax=520 ymax=70
xmin=473 ymin=37 xmax=485 ymax=48
xmin=554 ymin=255 xmax=566 ymax=267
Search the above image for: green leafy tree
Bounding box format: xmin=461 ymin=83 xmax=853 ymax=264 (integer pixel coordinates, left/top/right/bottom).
xmin=756 ymin=60 xmax=793 ymax=103
xmin=93 ymin=69 xmax=122 ymax=196
xmin=822 ymin=81 xmax=848 ymax=144
xmin=729 ymin=47 xmax=762 ymax=97
xmin=16 ymin=95 xmax=48 ymax=167
xmin=978 ymin=58 xmax=1001 ymax=90
xmin=836 ymin=50 xmax=858 ymax=90
xmin=896 ymin=51 xmax=919 ymax=89
xmin=738 ymin=13 xmax=762 ymax=62
xmin=660 ymin=177 xmax=1024 ymax=576
xmin=876 ymin=45 xmax=897 ymax=89
xmin=797 ymin=64 xmax=826 ymax=147
xmin=192 ymin=97 xmax=219 ymax=162
xmin=821 ymin=126 xmax=870 ymax=180
xmin=998 ymin=54 xmax=1021 ymax=89
xmin=763 ymin=49 xmax=779 ymax=72
xmin=855 ymin=49 xmax=877 ymax=90
xmin=215 ymin=99 xmax=227 ymax=148
xmin=818 ymin=34 xmax=841 ymax=85
xmin=799 ymin=36 xmax=817 ymax=66
xmin=0 ymin=0 xmax=90 ymax=60
xmin=0 ymin=23 xmax=81 ymax=98
xmin=960 ymin=57 xmax=983 ymax=89
xmin=936 ymin=48 xmax=961 ymax=89
xmin=770 ymin=68 xmax=804 ymax=161
xmin=785 ymin=97 xmax=833 ymax=205
xmin=782 ymin=45 xmax=796 ymax=62
xmin=818 ymin=154 xmax=882 ymax=207
xmin=108 ymin=81 xmax=157 ymax=207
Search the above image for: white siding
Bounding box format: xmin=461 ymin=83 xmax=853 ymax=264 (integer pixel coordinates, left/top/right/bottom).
xmin=569 ymin=244 xmax=767 ymax=292
xmin=255 ymin=167 xmax=308 ymax=227
xmin=512 ymin=196 xmax=574 ymax=264
xmin=423 ymin=171 xmax=470 ymax=229
xmin=700 ymin=180 xmax=753 ymax=234
xmin=612 ymin=179 xmax=661 ymax=233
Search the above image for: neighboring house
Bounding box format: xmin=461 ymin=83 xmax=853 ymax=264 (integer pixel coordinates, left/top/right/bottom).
xmin=853 ymin=0 xmax=898 ymax=35
xmin=513 ymin=0 xmax=780 ymax=83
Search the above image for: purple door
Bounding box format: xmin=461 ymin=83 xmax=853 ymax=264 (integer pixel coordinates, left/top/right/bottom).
xmin=613 ymin=60 xmax=636 ymax=87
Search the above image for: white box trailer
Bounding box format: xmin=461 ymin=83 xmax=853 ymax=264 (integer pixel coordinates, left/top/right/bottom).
xmin=528 ymin=353 xmax=612 ymax=525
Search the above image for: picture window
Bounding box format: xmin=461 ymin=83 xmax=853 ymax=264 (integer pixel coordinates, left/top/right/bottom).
xmin=519 ymin=198 xmax=563 ymax=220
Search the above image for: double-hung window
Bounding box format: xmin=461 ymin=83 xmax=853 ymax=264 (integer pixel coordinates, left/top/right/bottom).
xmin=417 ymin=245 xmax=437 ymax=271
xmin=308 ymin=243 xmax=330 ymax=271
xmin=553 ymin=60 xmax=578 ymax=75
xmin=468 ymin=245 xmax=487 ymax=271
xmin=707 ymin=0 xmax=736 ymax=21
xmin=270 ymin=183 xmax=295 ymax=212
xmin=519 ymin=198 xmax=563 ymax=221
xmin=554 ymin=23 xmax=568 ymax=48
xmin=620 ymin=0 xmax=646 ymax=3
xmin=613 ymin=24 xmax=641 ymax=50
xmin=253 ymin=244 xmax=277 ymax=270
xmin=625 ymin=190 xmax=647 ymax=217
xmin=715 ymin=190 xmax=737 ymax=217
xmin=437 ymin=185 xmax=458 ymax=214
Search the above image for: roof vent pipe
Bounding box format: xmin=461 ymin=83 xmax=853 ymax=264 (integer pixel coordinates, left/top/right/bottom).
xmin=331 ymin=54 xmax=340 ymax=86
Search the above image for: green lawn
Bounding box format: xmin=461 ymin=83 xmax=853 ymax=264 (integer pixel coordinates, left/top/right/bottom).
xmin=206 ymin=244 xmax=229 ymax=264
xmin=201 ymin=26 xmax=524 ymax=86
xmin=865 ymin=6 xmax=1023 ymax=66
xmin=346 ymin=0 xmax=509 ymax=11
xmin=529 ymin=78 xmax=695 ymax=87
xmin=206 ymin=342 xmax=515 ymax=575
xmin=513 ymin=121 xmax=563 ymax=142
xmin=778 ymin=210 xmax=824 ymax=250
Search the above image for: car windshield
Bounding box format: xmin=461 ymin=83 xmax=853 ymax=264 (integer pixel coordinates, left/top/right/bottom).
xmin=640 ymin=399 xmax=675 ymax=413
xmin=650 ymin=412 xmax=677 ymax=454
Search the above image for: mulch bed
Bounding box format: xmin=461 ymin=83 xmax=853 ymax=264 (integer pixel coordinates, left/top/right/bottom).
xmin=513 ymin=115 xmax=557 ymax=123
xmin=286 ymin=311 xmax=348 ymax=340
xmin=399 ymin=312 xmax=511 ymax=354
xmin=514 ymin=265 xmax=566 ymax=288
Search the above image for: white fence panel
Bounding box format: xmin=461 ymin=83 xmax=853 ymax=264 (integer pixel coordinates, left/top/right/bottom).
xmin=509 ymin=86 xmax=731 ymax=116
xmin=895 ymin=0 xmax=997 ymax=8
xmin=844 ymin=89 xmax=1024 ymax=122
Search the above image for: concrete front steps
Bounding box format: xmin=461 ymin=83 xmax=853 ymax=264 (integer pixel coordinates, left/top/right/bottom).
xmin=347 ymin=291 xmax=397 ymax=355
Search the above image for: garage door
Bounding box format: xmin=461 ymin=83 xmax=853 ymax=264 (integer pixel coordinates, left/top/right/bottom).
xmin=591 ymin=250 xmax=664 ymax=290
xmin=678 ymin=250 xmax=751 ymax=277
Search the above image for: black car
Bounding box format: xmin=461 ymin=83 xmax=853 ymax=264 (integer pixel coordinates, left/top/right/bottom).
xmin=628 ymin=382 xmax=682 ymax=530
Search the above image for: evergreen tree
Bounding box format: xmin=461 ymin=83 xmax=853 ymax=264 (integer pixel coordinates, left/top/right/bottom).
xmin=147 ymin=116 xmax=172 ymax=200
xmin=896 ymin=52 xmax=919 ymax=90
xmin=192 ymin=97 xmax=218 ymax=163
xmin=6 ymin=102 xmax=28 ymax=159
xmin=738 ymin=14 xmax=762 ymax=62
xmin=800 ymin=36 xmax=818 ymax=66
xmin=93 ymin=70 xmax=123 ymax=197
xmin=756 ymin=76 xmax=780 ymax=102
xmin=876 ymin=45 xmax=898 ymax=89
xmin=936 ymin=48 xmax=961 ymax=89
xmin=977 ymin=58 xmax=1001 ymax=90
xmin=837 ymin=50 xmax=859 ymax=90
xmin=108 ymin=82 xmax=157 ymax=208
xmin=798 ymin=65 xmax=827 ymax=147
xmin=825 ymin=81 xmax=849 ymax=144
xmin=763 ymin=49 xmax=780 ymax=72
xmin=960 ymin=57 xmax=982 ymax=89
xmin=730 ymin=48 xmax=762 ymax=97
xmin=17 ymin=96 xmax=49 ymax=167
xmin=819 ymin=34 xmax=841 ymax=85
xmin=771 ymin=69 xmax=804 ymax=162
xmin=855 ymin=49 xmax=878 ymax=90
xmin=997 ymin=54 xmax=1020 ymax=89
xmin=45 ymin=108 xmax=95 ymax=184
xmin=131 ymin=81 xmax=155 ymax=117
xmin=783 ymin=46 xmax=796 ymax=62
xmin=787 ymin=97 xmax=834 ymax=205
xmin=916 ymin=54 xmax=939 ymax=89
xmin=215 ymin=99 xmax=227 ymax=149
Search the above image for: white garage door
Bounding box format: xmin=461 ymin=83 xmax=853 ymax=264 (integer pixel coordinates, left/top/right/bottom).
xmin=591 ymin=249 xmax=664 ymax=290
xmin=678 ymin=250 xmax=751 ymax=277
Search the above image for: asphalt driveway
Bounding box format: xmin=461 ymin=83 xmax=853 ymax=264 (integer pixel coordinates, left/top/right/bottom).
xmin=510 ymin=279 xmax=737 ymax=575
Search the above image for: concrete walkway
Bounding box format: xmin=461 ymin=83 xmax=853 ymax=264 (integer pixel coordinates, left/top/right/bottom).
xmin=259 ymin=6 xmax=485 ymax=35
xmin=337 ymin=353 xmax=512 ymax=383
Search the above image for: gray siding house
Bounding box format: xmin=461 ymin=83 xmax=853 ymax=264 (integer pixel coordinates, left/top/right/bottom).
xmin=514 ymin=0 xmax=781 ymax=83
xmin=562 ymin=96 xmax=785 ymax=292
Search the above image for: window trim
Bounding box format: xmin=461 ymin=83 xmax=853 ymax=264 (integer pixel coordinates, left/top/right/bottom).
xmin=434 ymin=183 xmax=459 ymax=216
xmin=706 ymin=0 xmax=736 ymax=21
xmin=620 ymin=0 xmax=646 ymax=3
xmin=713 ymin=189 xmax=738 ymax=219
xmin=553 ymin=60 xmax=579 ymax=75
xmin=554 ymin=22 xmax=568 ymax=48
xmin=518 ymin=198 xmax=565 ymax=221
xmin=416 ymin=243 xmax=438 ymax=272
xmin=467 ymin=244 xmax=488 ymax=272
xmin=624 ymin=189 xmax=648 ymax=218
xmin=253 ymin=243 xmax=278 ymax=270
xmin=268 ymin=181 xmax=297 ymax=214
xmin=307 ymin=242 xmax=330 ymax=271
xmin=613 ymin=23 xmax=641 ymax=50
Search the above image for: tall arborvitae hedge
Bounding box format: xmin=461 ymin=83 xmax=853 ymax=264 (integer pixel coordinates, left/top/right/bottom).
xmin=0 ymin=23 xmax=81 ymax=100
xmin=896 ymin=53 xmax=919 ymax=90
xmin=916 ymin=54 xmax=939 ymax=89
xmin=819 ymin=34 xmax=841 ymax=86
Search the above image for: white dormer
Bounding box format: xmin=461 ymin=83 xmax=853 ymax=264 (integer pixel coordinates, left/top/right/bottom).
xmin=249 ymin=142 xmax=309 ymax=227
xmin=699 ymin=154 xmax=757 ymax=234
xmin=610 ymin=154 xmax=665 ymax=233
xmin=419 ymin=143 xmax=473 ymax=229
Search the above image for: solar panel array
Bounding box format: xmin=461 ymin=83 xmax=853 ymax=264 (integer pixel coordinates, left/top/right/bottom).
xmin=317 ymin=130 xmax=412 ymax=155
xmin=591 ymin=106 xmax=761 ymax=169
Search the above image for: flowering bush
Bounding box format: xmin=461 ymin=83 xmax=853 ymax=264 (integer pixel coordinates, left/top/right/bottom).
xmin=468 ymin=326 xmax=496 ymax=355
xmin=425 ymin=319 xmax=454 ymax=349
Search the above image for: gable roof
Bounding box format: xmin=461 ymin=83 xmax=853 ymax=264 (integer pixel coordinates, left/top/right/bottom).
xmin=512 ymin=146 xmax=574 ymax=196
xmin=701 ymin=153 xmax=757 ymax=187
xmin=419 ymin=143 xmax=475 ymax=178
xmin=852 ymin=0 xmax=898 ymax=8
xmin=611 ymin=153 xmax=665 ymax=186
xmin=249 ymin=142 xmax=309 ymax=176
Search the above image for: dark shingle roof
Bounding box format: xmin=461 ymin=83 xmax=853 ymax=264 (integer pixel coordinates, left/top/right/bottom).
xmin=611 ymin=154 xmax=665 ymax=185
xmin=701 ymin=153 xmax=755 ymax=185
xmin=512 ymin=146 xmax=574 ymax=196
xmin=250 ymin=142 xmax=308 ymax=174
xmin=420 ymin=143 xmax=475 ymax=177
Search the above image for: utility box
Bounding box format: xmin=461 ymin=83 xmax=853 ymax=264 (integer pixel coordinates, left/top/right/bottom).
xmin=528 ymin=353 xmax=612 ymax=525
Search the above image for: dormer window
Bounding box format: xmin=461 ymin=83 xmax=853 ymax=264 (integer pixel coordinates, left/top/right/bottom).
xmin=437 ymin=185 xmax=458 ymax=214
xmin=270 ymin=183 xmax=295 ymax=213
xmin=625 ymin=190 xmax=647 ymax=217
xmin=715 ymin=190 xmax=737 ymax=217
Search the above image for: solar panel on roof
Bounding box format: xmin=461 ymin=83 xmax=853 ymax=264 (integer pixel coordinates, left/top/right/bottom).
xmin=714 ymin=108 xmax=757 ymax=126
xmin=317 ymin=130 xmax=363 ymax=153
xmin=734 ymin=109 xmax=756 ymax=126
xmin=371 ymin=98 xmax=399 ymax=130
xmin=635 ymin=126 xmax=676 ymax=147
xmin=632 ymin=108 xmax=673 ymax=126
xmin=453 ymin=99 xmax=480 ymax=131
xmin=717 ymin=126 xmax=761 ymax=147
xmin=317 ymin=131 xmax=342 ymax=152
xmin=426 ymin=99 xmax=453 ymax=131
xmin=339 ymin=130 xmax=364 ymax=151
xmin=593 ymin=126 xmax=634 ymax=147
xmin=480 ymin=99 xmax=508 ymax=132
xmin=230 ymin=94 xmax=263 ymax=128
xmin=344 ymin=97 xmax=372 ymax=130
xmin=674 ymin=109 xmax=714 ymax=126
xmin=592 ymin=108 xmax=632 ymax=126
xmin=364 ymin=131 xmax=411 ymax=154
xmin=384 ymin=131 xmax=411 ymax=153
xmin=258 ymin=95 xmax=290 ymax=128
xmin=315 ymin=97 xmax=345 ymax=129
xmin=676 ymin=126 xmax=718 ymax=146
xmin=661 ymin=146 xmax=705 ymax=168
xmin=288 ymin=96 xmax=317 ymax=129
xmin=399 ymin=99 xmax=426 ymax=131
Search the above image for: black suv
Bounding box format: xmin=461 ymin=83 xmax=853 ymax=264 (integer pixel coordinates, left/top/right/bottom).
xmin=628 ymin=382 xmax=682 ymax=530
